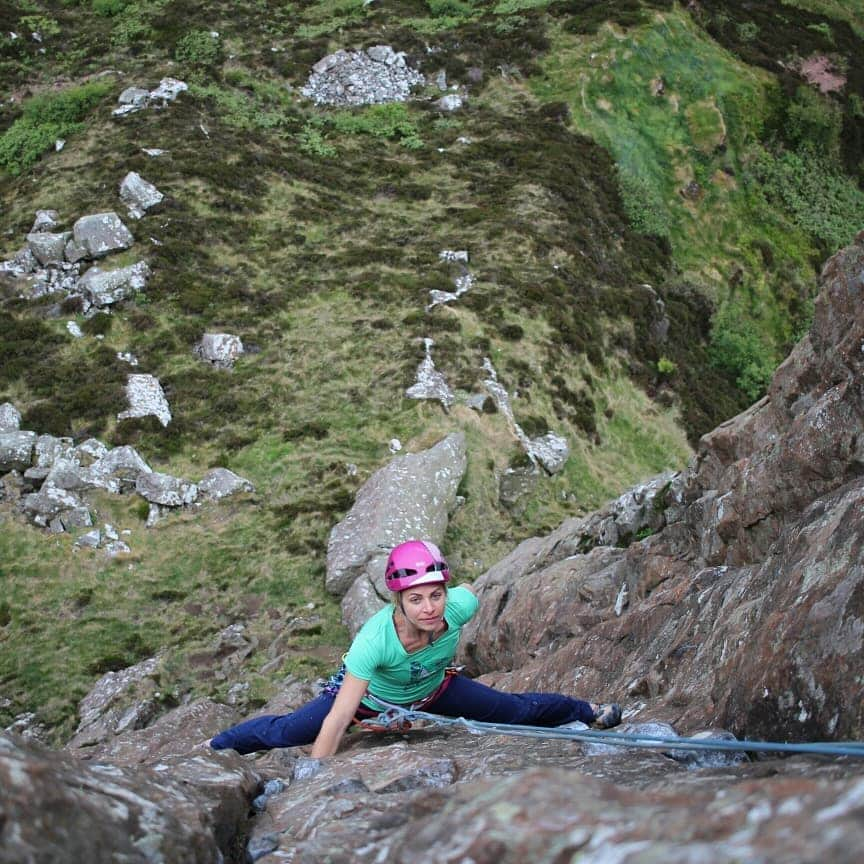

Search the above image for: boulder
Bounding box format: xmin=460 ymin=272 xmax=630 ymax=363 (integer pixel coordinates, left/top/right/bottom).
xmin=68 ymin=656 xmax=162 ymax=750
xmin=528 ymin=431 xmax=569 ymax=474
xmin=326 ymin=432 xmax=467 ymax=626
xmin=117 ymin=86 xmax=150 ymax=108
xmin=31 ymin=209 xmax=59 ymax=233
xmin=136 ymin=471 xmax=198 ymax=507
xmin=75 ymin=529 xmax=101 ymax=548
xmin=0 ymin=402 xmax=22 ymax=432
xmin=150 ymin=77 xmax=188 ymax=104
xmin=61 ymin=506 xmax=93 ymax=530
xmin=71 ymin=212 xmax=134 ymax=259
xmin=197 ymin=467 xmax=254 ymax=501
xmin=118 ymin=374 xmax=172 ymax=427
xmin=194 ymin=333 xmax=244 ymax=369
xmin=0 ymin=430 xmax=35 ymax=472
xmin=74 ymin=437 xmax=110 ymax=465
xmin=1 ymin=731 xmax=257 ymax=864
xmin=436 ymin=93 xmax=463 ymax=112
xmin=43 ymin=457 xmax=120 ymax=495
xmin=26 ymin=230 xmax=71 ymax=266
xmin=19 ymin=485 xmax=85 ymax=525
xmin=119 ymin=171 xmax=164 ymax=219
xmin=23 ymin=434 xmax=74 ymax=485
xmin=78 ymin=261 xmax=150 ymax=307
xmin=90 ymin=444 xmax=151 ymax=492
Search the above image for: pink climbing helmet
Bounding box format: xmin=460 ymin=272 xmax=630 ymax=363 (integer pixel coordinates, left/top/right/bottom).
xmin=385 ymin=540 xmax=451 ymax=592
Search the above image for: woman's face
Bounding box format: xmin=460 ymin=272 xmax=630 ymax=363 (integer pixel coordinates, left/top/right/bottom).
xmin=399 ymin=584 xmax=447 ymax=632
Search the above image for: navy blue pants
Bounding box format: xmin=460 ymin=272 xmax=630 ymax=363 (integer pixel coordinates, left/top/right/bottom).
xmin=210 ymin=675 xmax=596 ymax=754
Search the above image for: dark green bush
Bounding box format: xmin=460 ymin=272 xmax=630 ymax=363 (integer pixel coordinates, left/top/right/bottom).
xmin=80 ymin=313 xmax=113 ymax=336
xmin=175 ymin=29 xmax=222 ymax=67
xmin=0 ymin=81 xmax=114 ymax=175
xmin=708 ymin=301 xmax=778 ymax=401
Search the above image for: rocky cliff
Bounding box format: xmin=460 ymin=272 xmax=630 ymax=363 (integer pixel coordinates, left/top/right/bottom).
xmin=3 ymin=235 xmax=864 ymax=863
xmin=462 ymin=232 xmax=864 ymax=744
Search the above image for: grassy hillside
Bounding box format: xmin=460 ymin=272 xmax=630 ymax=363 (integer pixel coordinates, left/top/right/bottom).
xmin=1 ymin=0 xmax=862 ymax=742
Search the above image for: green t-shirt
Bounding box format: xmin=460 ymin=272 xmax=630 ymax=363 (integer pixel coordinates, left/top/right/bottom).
xmin=344 ymin=585 xmax=479 ymax=708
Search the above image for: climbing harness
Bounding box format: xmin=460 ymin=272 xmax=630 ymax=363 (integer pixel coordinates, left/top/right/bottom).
xmin=351 ymin=668 xmax=461 ymax=734
xmin=358 ymin=706 xmax=864 ymax=759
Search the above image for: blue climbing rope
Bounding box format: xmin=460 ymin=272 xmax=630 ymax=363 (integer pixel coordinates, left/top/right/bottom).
xmin=360 ymin=707 xmax=864 ymax=758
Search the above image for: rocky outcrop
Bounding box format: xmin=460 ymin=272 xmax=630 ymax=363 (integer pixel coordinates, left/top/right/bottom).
xmin=1 ymin=727 xmax=258 ymax=864
xmin=194 ymin=332 xmax=244 ymax=369
xmin=301 ymin=46 xmax=425 ymax=107
xmin=0 ymin=413 xmax=254 ymax=538
xmin=405 ymin=338 xmax=455 ymax=410
xmin=482 ymin=357 xmax=570 ymax=474
xmin=1 ymin=209 xmax=143 ymax=311
xmin=326 ymin=433 xmax=467 ymax=633
xmin=460 ymin=233 xmax=864 ymax=743
xmin=113 ymin=78 xmax=188 ymax=116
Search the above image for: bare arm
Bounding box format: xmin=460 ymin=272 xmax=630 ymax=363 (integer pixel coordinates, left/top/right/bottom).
xmin=310 ymin=671 xmax=369 ymax=759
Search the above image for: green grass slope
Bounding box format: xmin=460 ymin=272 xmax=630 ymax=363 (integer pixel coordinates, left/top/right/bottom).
xmin=1 ymin=0 xmax=862 ymax=741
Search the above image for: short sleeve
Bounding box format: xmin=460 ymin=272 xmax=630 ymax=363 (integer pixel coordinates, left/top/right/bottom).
xmin=343 ymin=624 xmax=378 ymax=682
xmin=446 ymin=585 xmax=479 ymax=626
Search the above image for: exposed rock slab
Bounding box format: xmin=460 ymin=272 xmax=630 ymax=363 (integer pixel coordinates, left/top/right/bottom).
xmin=326 ymin=433 xmax=467 ymax=629
xmin=118 ymin=373 xmax=172 ymax=427
xmin=198 ymin=467 xmax=254 ymax=500
xmin=136 ymin=471 xmax=198 ymax=507
xmin=1 ymin=731 xmax=257 ymax=864
xmin=194 ymin=333 xmax=244 ymax=369
xmin=405 ymin=337 xmax=454 ymax=409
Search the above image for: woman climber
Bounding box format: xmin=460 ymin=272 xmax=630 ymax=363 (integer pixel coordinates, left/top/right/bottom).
xmin=210 ymin=539 xmax=622 ymax=757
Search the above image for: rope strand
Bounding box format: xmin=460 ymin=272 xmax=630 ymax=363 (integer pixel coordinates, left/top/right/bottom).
xmin=358 ymin=707 xmax=864 ymax=758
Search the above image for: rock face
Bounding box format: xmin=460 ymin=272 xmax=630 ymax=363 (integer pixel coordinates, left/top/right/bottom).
xmin=301 ymin=46 xmax=425 ymax=106
xmin=326 ymin=433 xmax=467 ymax=633
xmin=1 ymin=727 xmax=258 ymax=864
xmin=240 ymin=726 xmax=864 ymax=863
xmin=460 ymin=233 xmax=864 ymax=744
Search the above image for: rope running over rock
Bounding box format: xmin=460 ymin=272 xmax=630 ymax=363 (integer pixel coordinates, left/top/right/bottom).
xmin=359 ymin=707 xmax=864 ymax=759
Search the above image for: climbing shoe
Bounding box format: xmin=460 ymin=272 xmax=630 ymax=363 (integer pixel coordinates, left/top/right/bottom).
xmin=592 ymin=703 xmax=622 ymax=729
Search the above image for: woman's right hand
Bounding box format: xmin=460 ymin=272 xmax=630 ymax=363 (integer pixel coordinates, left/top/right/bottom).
xmin=309 ymin=671 xmax=369 ymax=758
